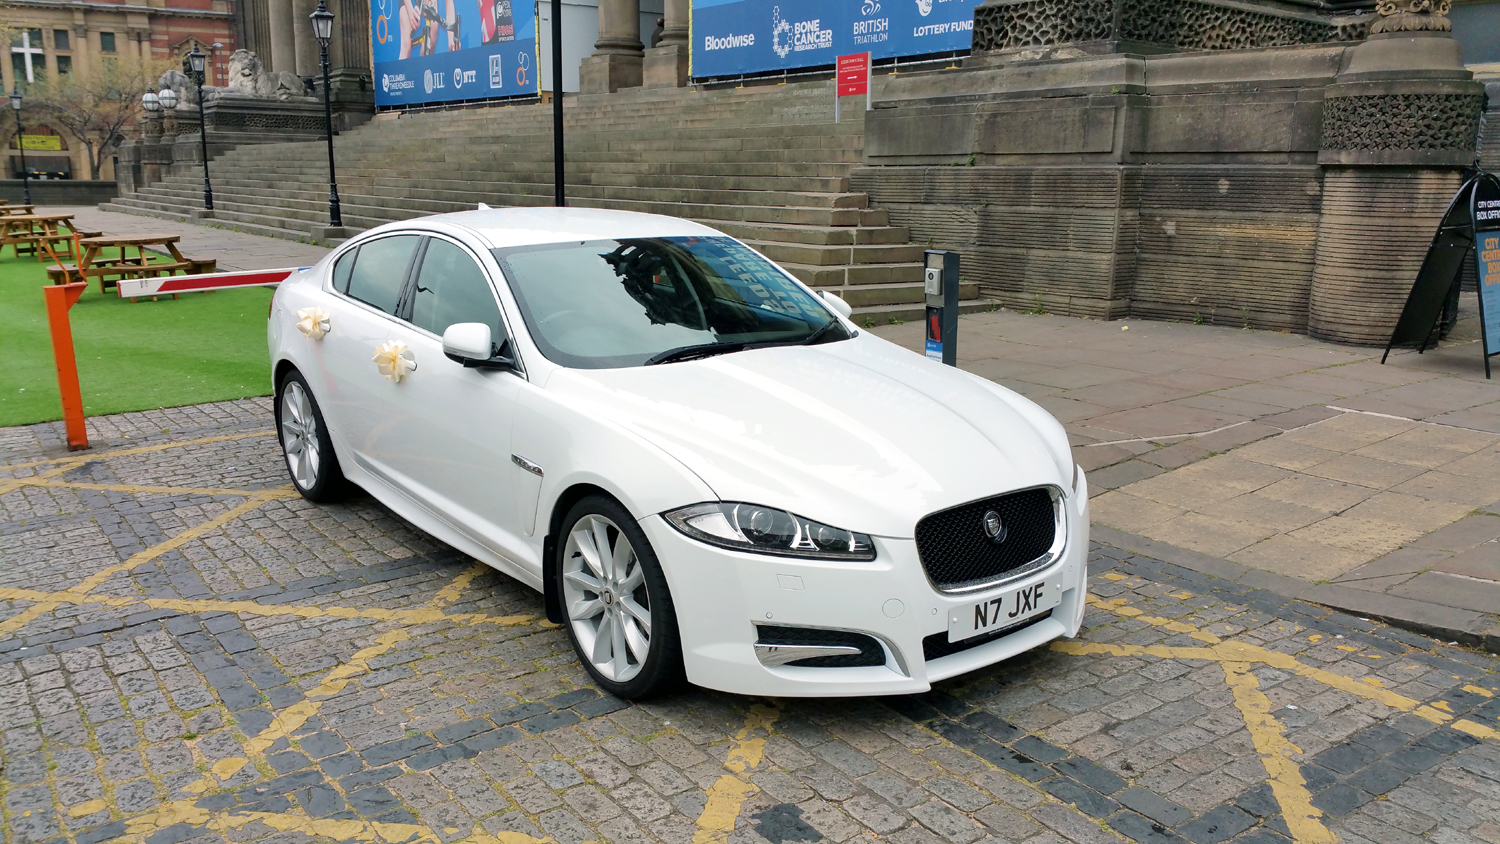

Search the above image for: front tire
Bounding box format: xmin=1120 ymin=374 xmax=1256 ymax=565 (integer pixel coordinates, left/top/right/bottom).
xmin=556 ymin=495 xmax=684 ymax=699
xmin=276 ymin=369 xmax=348 ymax=502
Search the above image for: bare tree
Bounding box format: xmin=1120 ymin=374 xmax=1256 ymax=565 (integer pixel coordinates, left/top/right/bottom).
xmin=26 ymin=54 xmax=174 ymax=180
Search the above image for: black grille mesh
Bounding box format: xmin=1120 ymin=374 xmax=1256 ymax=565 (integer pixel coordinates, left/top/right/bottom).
xmin=923 ymin=611 xmax=1053 ymax=662
xmin=915 ymin=488 xmax=1057 ymax=591
xmin=755 ymin=625 xmax=885 ymax=668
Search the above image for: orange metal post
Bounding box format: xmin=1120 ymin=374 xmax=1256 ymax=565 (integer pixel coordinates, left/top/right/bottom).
xmin=43 ymin=282 xmax=89 ymax=451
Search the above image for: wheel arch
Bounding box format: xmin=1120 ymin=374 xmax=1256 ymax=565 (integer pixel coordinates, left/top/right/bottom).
xmin=273 ymin=358 xmax=299 ymax=394
xmin=541 ymin=482 xmax=614 ymax=624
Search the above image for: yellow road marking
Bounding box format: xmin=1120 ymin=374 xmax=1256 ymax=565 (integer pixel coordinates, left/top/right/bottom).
xmin=120 ymin=803 xmax=546 ymax=844
xmin=9 ymin=477 xmax=301 ymax=498
xmin=1453 ymin=719 xmax=1500 ymax=741
xmin=207 ymin=567 xmax=487 ymax=782
xmin=0 ymin=602 xmax=58 ymax=637
xmin=0 ymin=430 xmax=276 ymax=475
xmin=1221 ymin=661 xmax=1335 ymax=844
xmin=199 ymin=629 xmax=413 ymax=787
xmin=694 ymin=703 xmax=781 ymax=844
xmin=0 ymin=586 xmax=533 ymax=629
xmin=68 ymin=494 xmax=280 ymax=595
xmin=122 ymin=564 xmax=509 ymax=843
xmin=1061 ymin=590 xmax=1500 ymax=844
xmin=1087 ymin=595 xmax=1220 ymax=643
xmin=67 ymin=799 xmax=107 ymax=818
xmin=1463 ymin=684 xmax=1494 ymax=697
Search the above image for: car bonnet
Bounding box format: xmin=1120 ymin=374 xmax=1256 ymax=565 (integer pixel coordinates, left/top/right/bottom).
xmin=543 ymin=335 xmax=1070 ymax=539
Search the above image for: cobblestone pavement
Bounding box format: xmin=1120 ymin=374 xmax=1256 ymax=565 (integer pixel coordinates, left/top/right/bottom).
xmin=2 ymin=401 xmax=1498 ymax=844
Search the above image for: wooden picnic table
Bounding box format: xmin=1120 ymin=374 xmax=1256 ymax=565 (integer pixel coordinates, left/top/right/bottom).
xmin=0 ymin=204 xmax=37 ymax=216
xmin=63 ymin=233 xmax=216 ymax=296
xmin=1 ymin=212 xmax=82 ymax=261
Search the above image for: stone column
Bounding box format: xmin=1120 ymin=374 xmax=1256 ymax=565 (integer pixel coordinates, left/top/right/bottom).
xmin=293 ymin=0 xmax=320 ymax=77
xmin=69 ymin=23 xmax=89 ymax=78
xmin=1308 ymin=1 xmax=1485 ymax=345
xmin=644 ymin=0 xmax=689 ymax=88
xmin=268 ymin=0 xmax=296 ymax=74
xmin=580 ymin=0 xmax=644 ymax=94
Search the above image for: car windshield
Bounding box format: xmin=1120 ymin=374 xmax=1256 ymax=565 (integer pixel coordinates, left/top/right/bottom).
xmin=493 ymin=236 xmax=850 ymax=369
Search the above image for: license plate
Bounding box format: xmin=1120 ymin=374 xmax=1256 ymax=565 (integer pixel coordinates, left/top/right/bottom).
xmin=948 ymin=581 xmax=1060 ymax=643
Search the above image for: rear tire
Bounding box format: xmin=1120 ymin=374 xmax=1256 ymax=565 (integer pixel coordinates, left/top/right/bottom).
xmin=276 ymin=369 xmax=349 ymax=502
xmin=556 ymin=495 xmax=685 ymax=699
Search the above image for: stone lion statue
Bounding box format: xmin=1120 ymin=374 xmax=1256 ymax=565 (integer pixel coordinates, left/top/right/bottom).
xmin=222 ymin=50 xmax=305 ymax=99
xmin=156 ymin=50 xmax=305 ymax=104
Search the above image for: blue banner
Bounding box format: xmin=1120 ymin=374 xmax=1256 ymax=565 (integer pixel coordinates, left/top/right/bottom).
xmin=691 ymin=0 xmax=978 ymax=79
xmin=371 ymin=0 xmax=538 ymax=107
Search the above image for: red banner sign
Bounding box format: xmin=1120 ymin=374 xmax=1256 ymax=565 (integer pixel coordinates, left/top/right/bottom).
xmin=837 ymin=52 xmax=869 ymax=97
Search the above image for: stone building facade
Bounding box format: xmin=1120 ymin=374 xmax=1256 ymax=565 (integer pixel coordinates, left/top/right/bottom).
xmin=1 ymin=0 xmax=237 ymax=180
xmin=852 ymin=0 xmax=1491 ymax=345
xmin=235 ymin=0 xmax=368 ymax=94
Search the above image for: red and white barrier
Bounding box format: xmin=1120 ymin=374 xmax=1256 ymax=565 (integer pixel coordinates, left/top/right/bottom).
xmin=115 ymin=267 xmax=310 ymax=299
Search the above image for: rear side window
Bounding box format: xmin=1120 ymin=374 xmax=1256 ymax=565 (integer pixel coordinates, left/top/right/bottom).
xmin=345 ymin=235 xmax=419 ymax=314
xmin=410 ymin=239 xmax=504 ymax=340
xmin=332 ymin=247 xmax=356 ymax=293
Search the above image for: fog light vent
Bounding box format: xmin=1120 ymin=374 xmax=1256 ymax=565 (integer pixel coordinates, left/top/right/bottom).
xmin=754 ymin=625 xmax=885 ymax=668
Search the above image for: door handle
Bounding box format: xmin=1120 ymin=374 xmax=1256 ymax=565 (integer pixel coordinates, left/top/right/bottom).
xmin=373 ymin=340 xmax=417 ymax=382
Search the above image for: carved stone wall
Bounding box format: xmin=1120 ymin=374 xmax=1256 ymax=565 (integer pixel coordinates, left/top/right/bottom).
xmin=972 ymin=0 xmax=1371 ymax=53
xmin=1321 ymin=93 xmax=1485 ymax=151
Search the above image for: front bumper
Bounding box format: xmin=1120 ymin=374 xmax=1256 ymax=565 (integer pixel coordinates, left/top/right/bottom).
xmin=642 ymin=476 xmax=1090 ymax=697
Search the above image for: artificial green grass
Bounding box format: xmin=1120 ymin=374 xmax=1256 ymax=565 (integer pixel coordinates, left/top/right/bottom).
xmin=0 ymin=252 xmax=276 ymax=427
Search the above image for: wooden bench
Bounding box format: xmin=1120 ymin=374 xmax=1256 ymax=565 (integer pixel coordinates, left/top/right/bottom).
xmin=50 ymin=255 xmax=220 ymax=298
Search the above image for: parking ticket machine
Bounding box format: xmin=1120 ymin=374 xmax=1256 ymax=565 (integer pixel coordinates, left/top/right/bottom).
xmin=924 ymin=250 xmax=960 ymax=366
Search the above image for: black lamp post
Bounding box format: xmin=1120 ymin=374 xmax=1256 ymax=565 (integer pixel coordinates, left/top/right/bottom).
xmin=187 ymin=46 xmax=213 ymax=211
xmin=10 ymin=85 xmax=32 ymax=205
xmin=310 ymin=0 xmax=342 ymax=227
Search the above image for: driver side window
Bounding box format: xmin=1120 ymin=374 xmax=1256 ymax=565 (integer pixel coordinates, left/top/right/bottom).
xmin=410 ymin=239 xmax=505 ymax=346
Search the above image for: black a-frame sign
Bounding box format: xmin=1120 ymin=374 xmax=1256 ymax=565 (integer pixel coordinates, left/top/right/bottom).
xmin=1383 ymin=170 xmax=1500 ymax=377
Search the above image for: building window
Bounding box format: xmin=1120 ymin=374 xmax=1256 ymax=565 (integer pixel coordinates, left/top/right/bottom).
xmin=53 ymin=29 xmax=69 ymax=50
xmin=10 ymin=29 xmax=45 ymax=83
xmin=100 ymin=31 xmax=116 ymax=53
xmin=56 ymin=55 xmax=71 ymax=75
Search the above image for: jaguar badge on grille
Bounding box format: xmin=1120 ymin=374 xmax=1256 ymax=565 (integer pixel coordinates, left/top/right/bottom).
xmin=982 ymin=510 xmax=1007 ymax=544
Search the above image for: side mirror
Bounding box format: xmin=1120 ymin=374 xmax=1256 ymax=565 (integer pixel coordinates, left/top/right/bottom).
xmin=442 ymin=323 xmax=514 ymax=370
xmin=818 ymin=290 xmax=853 ymax=319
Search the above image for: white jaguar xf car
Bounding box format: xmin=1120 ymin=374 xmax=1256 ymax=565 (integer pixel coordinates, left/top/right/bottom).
xmin=267 ymin=207 xmax=1089 ymax=699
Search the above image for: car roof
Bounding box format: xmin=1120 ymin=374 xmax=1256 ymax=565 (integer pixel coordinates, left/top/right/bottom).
xmin=379 ymin=207 xmax=724 ymax=250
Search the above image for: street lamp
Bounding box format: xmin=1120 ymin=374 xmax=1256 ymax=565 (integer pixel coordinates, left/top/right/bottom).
xmin=186 ymin=46 xmax=213 ymax=211
xmin=310 ymin=0 xmax=342 ymax=228
xmin=10 ymin=85 xmax=31 ymax=205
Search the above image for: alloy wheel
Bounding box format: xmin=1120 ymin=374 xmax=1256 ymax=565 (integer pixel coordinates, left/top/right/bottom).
xmin=562 ymin=515 xmax=652 ymax=682
xmin=280 ymin=381 xmax=321 ymax=490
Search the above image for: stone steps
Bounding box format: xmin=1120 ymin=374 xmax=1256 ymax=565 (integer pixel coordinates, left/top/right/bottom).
xmin=109 ymin=80 xmax=977 ymax=310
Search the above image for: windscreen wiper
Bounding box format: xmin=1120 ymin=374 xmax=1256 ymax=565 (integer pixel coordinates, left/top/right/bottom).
xmin=645 ymin=342 xmax=747 ymax=366
xmin=799 ymin=319 xmax=841 ymax=347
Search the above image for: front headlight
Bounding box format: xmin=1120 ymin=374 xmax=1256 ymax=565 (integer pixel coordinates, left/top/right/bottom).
xmin=664 ymin=502 xmax=876 ymax=561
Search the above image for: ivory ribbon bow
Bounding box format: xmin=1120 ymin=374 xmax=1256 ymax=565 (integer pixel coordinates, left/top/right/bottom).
xmin=294 ymin=306 xmax=331 ymax=340
xmin=372 ymin=340 xmax=416 ymax=382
